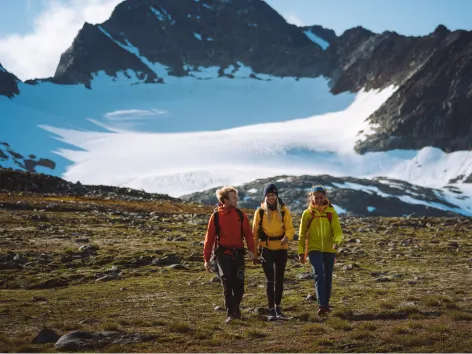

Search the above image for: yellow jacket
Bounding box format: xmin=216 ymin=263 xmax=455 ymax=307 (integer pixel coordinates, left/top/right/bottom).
xmin=252 ymin=205 xmax=295 ymax=258
xmin=298 ymin=204 xmax=343 ymax=255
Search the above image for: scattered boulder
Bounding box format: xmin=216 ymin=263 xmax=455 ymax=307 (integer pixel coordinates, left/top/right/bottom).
xmin=32 ymin=327 xmax=60 ymax=344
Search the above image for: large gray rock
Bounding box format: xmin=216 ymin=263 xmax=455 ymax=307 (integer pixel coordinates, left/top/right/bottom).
xmin=54 ymin=331 xmax=120 ymax=351
xmin=54 ymin=330 xmax=151 ymax=351
xmin=31 ymin=328 xmax=60 ymax=344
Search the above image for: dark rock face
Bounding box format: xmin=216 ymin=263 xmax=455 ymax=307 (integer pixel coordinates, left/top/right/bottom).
xmin=355 ymin=29 xmax=472 ymax=153
xmin=0 ymin=63 xmax=20 ymax=98
xmin=181 ymin=175 xmax=462 ymax=217
xmin=0 ymin=142 xmax=56 ymax=173
xmin=54 ymin=22 xmax=160 ymax=87
xmin=54 ymin=0 xmax=325 ymax=86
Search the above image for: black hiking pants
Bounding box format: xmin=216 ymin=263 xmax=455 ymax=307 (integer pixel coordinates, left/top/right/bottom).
xmin=216 ymin=250 xmax=245 ymax=316
xmin=260 ymin=248 xmax=288 ymax=309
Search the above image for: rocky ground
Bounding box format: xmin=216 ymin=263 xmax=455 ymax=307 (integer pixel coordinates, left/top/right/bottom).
xmin=0 ymin=184 xmax=471 ymax=352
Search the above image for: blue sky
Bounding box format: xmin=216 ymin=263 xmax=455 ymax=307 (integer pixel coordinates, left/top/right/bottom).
xmin=264 ymin=0 xmax=472 ymax=35
xmin=0 ymin=0 xmax=471 ymax=79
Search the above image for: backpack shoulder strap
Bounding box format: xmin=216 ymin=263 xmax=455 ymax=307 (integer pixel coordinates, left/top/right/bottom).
xmin=304 ymin=209 xmax=316 ymax=261
xmin=258 ymin=208 xmax=264 ymax=228
xmin=306 ymin=209 xmax=316 ymax=230
xmin=213 ymin=210 xmax=220 ymax=246
xmin=326 ymin=212 xmax=333 ymax=224
xmin=235 ymin=208 xmax=244 ymax=239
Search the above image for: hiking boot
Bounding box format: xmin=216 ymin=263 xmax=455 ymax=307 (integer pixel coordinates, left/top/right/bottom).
xmin=275 ymin=307 xmax=288 ymax=320
xmin=233 ymin=307 xmax=242 ymax=319
xmin=317 ymin=306 xmax=329 ymax=317
xmin=268 ymin=308 xmax=277 ymax=321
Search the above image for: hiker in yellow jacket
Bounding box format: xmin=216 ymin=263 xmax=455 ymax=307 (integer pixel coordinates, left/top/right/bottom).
xmin=298 ymin=185 xmax=343 ymax=316
xmin=252 ymin=183 xmax=294 ymax=321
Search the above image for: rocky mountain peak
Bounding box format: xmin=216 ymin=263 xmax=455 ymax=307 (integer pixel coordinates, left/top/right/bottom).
xmin=433 ymin=24 xmax=450 ymax=37
xmin=0 ymin=62 xmax=20 ymax=98
xmin=53 ymin=0 xmax=324 ymax=86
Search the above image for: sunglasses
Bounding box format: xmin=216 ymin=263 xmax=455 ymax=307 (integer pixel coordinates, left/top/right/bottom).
xmin=311 ymin=186 xmax=326 ymax=193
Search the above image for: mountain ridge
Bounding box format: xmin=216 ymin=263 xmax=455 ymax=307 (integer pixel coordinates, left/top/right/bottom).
xmin=1 ymin=1 xmax=471 ymax=153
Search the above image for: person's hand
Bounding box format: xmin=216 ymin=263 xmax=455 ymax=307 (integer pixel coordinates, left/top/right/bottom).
xmin=298 ymin=254 xmax=305 ymax=264
xmin=204 ymin=261 xmax=211 ymax=272
xmin=333 ymin=243 xmax=339 ymax=250
xmin=247 ymin=251 xmax=255 ymax=261
xmin=280 ymin=236 xmax=289 ymax=246
xmin=252 ymin=258 xmax=261 ymax=265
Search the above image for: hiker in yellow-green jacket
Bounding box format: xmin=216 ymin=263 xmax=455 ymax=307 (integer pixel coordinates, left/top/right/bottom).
xmin=252 ymin=183 xmax=295 ymax=321
xmin=298 ymin=185 xmax=343 ymax=316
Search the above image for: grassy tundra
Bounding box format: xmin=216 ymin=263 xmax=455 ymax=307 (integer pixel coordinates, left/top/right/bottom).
xmin=0 ymin=193 xmax=471 ymax=353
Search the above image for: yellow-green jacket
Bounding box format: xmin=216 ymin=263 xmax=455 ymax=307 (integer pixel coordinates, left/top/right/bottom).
xmin=298 ymin=204 xmax=343 ymax=255
xmin=252 ymin=205 xmax=294 ymax=258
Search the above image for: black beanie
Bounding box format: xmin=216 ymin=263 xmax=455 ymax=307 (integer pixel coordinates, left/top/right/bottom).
xmin=263 ymin=183 xmax=278 ymax=197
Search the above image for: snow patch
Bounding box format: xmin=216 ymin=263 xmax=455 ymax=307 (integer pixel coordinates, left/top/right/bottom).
xmin=331 ymin=182 xmax=392 ymax=198
xmin=97 ymin=26 xmax=169 ymax=79
xmin=303 ymin=30 xmax=329 ymax=50
xmin=188 ymin=66 xmax=220 ymax=79
xmin=333 ymin=204 xmax=347 ymax=214
xmin=150 ymin=6 xmax=175 ymax=25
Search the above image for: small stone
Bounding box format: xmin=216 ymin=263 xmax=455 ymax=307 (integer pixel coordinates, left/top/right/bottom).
xmin=343 ymin=264 xmax=354 ymax=271
xmin=166 ymin=264 xmax=187 ymax=270
xmin=297 ymin=272 xmax=313 ymax=280
xmin=305 ymin=294 xmax=316 ymax=302
xmin=376 ymin=276 xmax=392 ymax=282
xmin=95 ymin=275 xmax=117 ymax=282
xmin=31 ymin=296 xmax=48 ymax=302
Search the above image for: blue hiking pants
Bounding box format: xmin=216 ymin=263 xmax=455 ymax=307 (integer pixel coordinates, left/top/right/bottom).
xmin=308 ymin=251 xmax=336 ymax=307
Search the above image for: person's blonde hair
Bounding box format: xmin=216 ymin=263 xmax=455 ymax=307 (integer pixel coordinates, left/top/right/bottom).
xmin=261 ymin=197 xmax=283 ymax=223
xmin=216 ymin=186 xmax=238 ymax=204
xmin=306 ymin=185 xmax=328 ymax=207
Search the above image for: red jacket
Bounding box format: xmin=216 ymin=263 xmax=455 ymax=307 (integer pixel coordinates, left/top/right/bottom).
xmin=203 ymin=205 xmax=254 ymax=262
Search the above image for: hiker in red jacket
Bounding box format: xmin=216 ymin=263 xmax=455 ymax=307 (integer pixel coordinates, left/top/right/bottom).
xmin=203 ymin=186 xmax=255 ymax=324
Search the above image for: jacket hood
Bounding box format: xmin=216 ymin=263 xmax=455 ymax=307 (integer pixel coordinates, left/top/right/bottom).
xmin=217 ymin=203 xmax=236 ymax=215
xmin=309 ymin=200 xmax=334 ymax=212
